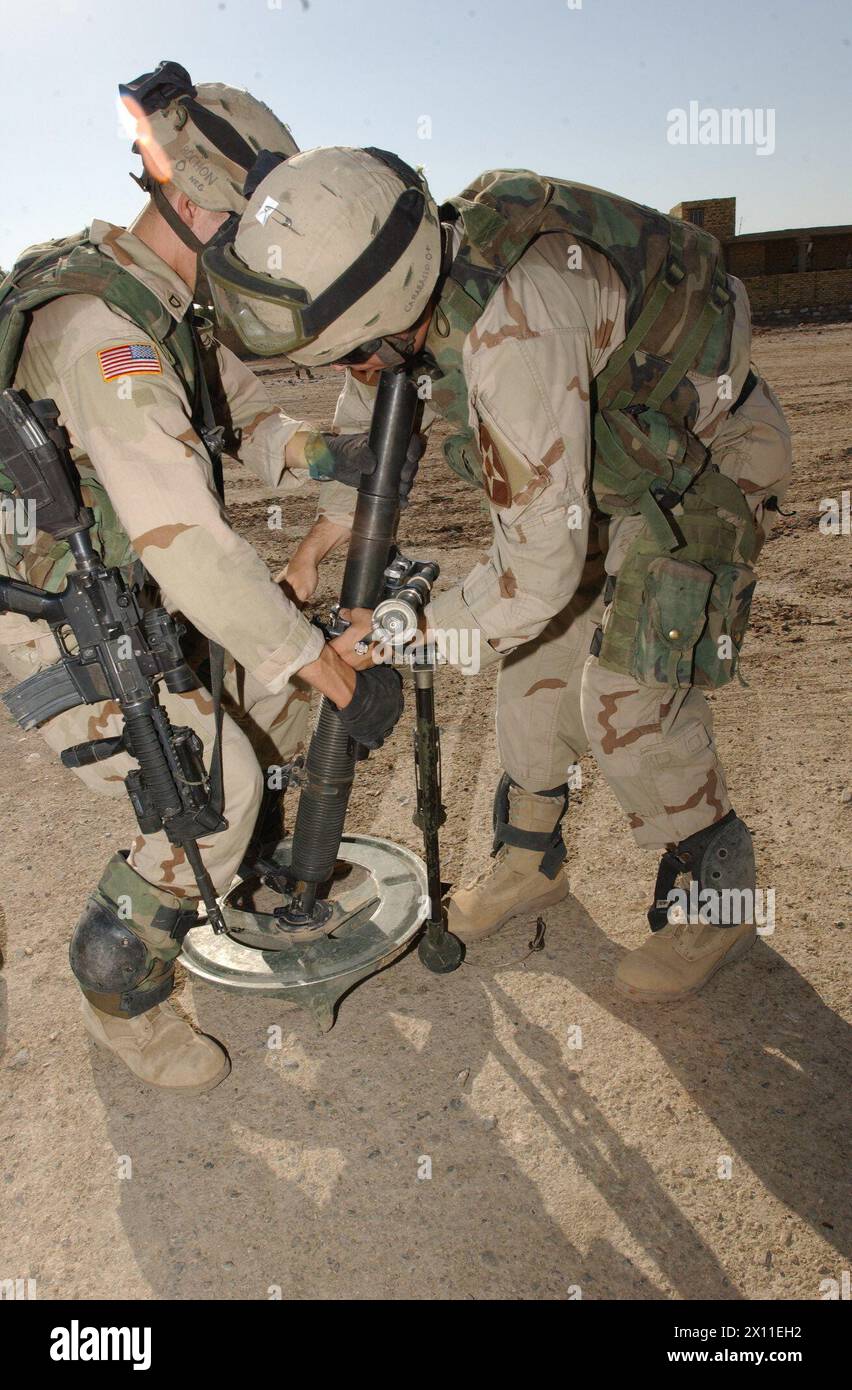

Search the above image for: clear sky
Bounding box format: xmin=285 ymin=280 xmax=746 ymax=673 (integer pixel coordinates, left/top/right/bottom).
xmin=1 ymin=0 xmax=849 ymax=270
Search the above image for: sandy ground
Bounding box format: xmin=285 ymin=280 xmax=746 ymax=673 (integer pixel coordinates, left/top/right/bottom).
xmin=0 ymin=323 xmax=849 ymax=1302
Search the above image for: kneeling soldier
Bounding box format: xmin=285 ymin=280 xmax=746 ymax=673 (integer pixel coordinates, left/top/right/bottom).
xmin=0 ymin=75 xmax=403 ymax=1090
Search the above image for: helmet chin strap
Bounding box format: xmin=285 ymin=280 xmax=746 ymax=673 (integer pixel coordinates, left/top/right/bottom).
xmin=335 ymin=327 xmax=420 ymax=370
xmin=373 ymin=333 xmax=419 ymax=368
xmin=130 ymin=171 xmax=209 ymax=257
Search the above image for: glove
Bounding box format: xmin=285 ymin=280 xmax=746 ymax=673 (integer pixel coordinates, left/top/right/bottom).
xmin=399 ymin=433 xmax=425 ymax=507
xmin=307 ymin=432 xmax=425 ymax=506
xmin=333 ymin=665 xmax=404 ymax=750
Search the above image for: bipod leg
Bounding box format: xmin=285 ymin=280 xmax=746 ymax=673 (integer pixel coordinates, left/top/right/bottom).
xmin=412 ymin=651 xmax=464 ymax=974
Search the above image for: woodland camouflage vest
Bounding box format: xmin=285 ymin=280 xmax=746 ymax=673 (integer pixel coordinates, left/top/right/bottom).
xmin=427 ymin=170 xmax=737 ymax=552
xmin=0 ymin=232 xmax=206 ymax=596
xmin=427 ymin=172 xmax=763 ymax=689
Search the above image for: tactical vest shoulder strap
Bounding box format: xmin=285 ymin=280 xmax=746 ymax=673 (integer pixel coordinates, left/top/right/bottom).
xmin=0 ymin=231 xmax=195 ymax=393
xmin=440 ymin=172 xmax=556 ymax=326
xmin=441 ymin=171 xmax=732 ymax=380
xmin=435 ymin=172 xmax=736 ymax=528
xmin=0 ymin=230 xmax=222 ymax=547
xmin=0 ymin=229 xmax=223 ymax=486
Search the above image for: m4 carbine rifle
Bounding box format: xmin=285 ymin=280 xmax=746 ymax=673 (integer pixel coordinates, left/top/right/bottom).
xmin=0 ymin=388 xmax=227 ymax=931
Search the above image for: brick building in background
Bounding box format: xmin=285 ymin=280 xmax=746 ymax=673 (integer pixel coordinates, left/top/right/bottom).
xmin=670 ymin=197 xmax=852 ymax=319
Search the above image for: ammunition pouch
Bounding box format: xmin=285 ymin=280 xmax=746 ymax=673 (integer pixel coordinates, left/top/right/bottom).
xmin=593 ymin=407 xmax=712 ymax=548
xmin=70 ymin=853 xmax=198 ymax=1017
xmin=491 ymin=773 xmax=569 ymax=880
xmin=597 ymin=468 xmax=759 ymax=689
xmin=648 ymin=810 xmax=756 ymax=932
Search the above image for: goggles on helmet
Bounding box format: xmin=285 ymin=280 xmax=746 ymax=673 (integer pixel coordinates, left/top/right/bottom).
xmin=202 ymin=149 xmax=428 ymax=357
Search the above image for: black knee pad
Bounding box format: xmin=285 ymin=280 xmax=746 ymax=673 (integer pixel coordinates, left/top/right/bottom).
xmin=697 ymin=814 xmax=756 ymax=896
xmin=70 ymin=897 xmax=174 ymax=1017
xmin=648 ymin=811 xmax=756 ymax=931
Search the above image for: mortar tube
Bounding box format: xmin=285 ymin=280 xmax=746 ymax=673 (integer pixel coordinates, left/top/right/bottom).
xmin=288 ymin=370 xmax=420 ymax=895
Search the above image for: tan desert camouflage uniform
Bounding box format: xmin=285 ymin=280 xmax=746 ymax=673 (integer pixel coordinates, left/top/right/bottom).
xmin=325 ymin=212 xmax=792 ymax=851
xmin=0 ymin=220 xmax=320 ymax=900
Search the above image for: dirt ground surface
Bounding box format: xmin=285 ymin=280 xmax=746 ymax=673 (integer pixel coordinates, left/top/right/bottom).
xmin=1 ymin=323 xmax=850 ymax=1302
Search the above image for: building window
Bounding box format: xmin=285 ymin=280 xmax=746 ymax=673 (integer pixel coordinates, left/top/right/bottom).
xmin=688 ymin=208 xmax=705 ymax=227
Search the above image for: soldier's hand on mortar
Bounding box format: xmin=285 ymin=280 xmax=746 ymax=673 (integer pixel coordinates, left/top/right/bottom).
xmin=331 ymin=606 xmax=377 ymax=670
xmin=312 ymin=432 xmax=425 ymax=506
xmin=333 ymin=665 xmax=404 ymax=750
xmin=276 ymin=518 xmax=351 ymax=605
xmin=274 ymin=555 xmax=319 ymax=604
xmin=399 ymin=433 xmax=426 ymax=506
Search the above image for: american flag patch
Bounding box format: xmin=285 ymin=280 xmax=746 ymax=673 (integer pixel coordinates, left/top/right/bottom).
xmin=97 ymin=343 xmax=162 ymax=382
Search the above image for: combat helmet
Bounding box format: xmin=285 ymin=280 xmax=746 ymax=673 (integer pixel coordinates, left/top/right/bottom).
xmin=202 ymin=145 xmax=442 ymax=364
xmin=119 ymin=60 xmax=299 ymax=251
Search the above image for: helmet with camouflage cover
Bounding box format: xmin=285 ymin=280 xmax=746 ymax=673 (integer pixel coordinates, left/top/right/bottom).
xmin=119 ymin=60 xmax=299 ymax=249
xmin=203 ymin=146 xmax=442 ymax=365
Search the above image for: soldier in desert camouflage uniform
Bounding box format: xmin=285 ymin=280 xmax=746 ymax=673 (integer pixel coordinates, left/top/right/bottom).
xmin=206 ymin=146 xmax=792 ymax=1003
xmin=0 ymin=74 xmax=404 ymax=1092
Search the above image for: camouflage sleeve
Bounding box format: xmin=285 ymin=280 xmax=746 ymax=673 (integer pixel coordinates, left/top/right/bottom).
xmin=311 ymin=369 xmax=379 ymax=528
xmin=426 ymin=325 xmax=593 ymax=666
xmin=215 ymin=341 xmax=308 ymax=493
xmin=332 ymin=365 xmax=438 ymax=434
xmin=58 ymin=335 xmax=324 ymax=689
xmin=332 ymin=367 xmax=379 ymax=434
xmin=317 ymin=368 xmax=437 ymax=529
xmin=315 ymin=478 xmax=361 ymax=529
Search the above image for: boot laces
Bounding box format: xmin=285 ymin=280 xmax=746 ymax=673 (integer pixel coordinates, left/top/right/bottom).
xmin=466 ymin=847 xmax=509 ymax=889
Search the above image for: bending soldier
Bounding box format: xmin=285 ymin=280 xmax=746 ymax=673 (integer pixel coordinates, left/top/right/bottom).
xmin=207 ymin=146 xmax=793 ymax=1003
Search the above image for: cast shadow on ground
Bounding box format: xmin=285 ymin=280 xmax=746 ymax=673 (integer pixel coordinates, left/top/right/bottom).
xmin=87 ymin=897 xmax=772 ymax=1301
xmin=480 ymin=894 xmax=851 ymax=1270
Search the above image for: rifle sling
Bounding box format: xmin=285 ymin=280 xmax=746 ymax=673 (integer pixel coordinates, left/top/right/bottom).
xmin=184 ymin=316 xmax=227 ymax=827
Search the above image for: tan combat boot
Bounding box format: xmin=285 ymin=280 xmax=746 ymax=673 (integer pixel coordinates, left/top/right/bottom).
xmin=447 ymin=782 xmax=569 ymax=943
xmin=81 ymin=997 xmax=231 ymax=1094
xmin=614 ymin=920 xmax=756 ymax=1003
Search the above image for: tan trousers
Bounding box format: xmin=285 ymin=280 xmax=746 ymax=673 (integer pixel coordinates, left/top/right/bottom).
xmin=496 ymin=378 xmax=793 ymax=849
xmin=0 ymin=633 xmax=312 ymax=897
